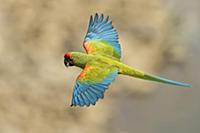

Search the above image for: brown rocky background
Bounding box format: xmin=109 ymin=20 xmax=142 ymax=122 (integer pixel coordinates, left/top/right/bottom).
xmin=0 ymin=0 xmax=199 ymax=133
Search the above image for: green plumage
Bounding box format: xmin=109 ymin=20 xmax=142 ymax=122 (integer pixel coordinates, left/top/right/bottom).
xmin=64 ymin=13 xmax=191 ymax=107
xmin=70 ymin=52 xmax=191 ymax=87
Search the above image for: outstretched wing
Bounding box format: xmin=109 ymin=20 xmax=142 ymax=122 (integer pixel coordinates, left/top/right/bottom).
xmin=71 ymin=62 xmax=118 ymax=107
xmin=83 ymin=13 xmax=121 ymax=60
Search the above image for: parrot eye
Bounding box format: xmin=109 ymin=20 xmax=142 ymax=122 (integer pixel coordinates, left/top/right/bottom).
xmin=64 ymin=57 xmax=74 ymax=67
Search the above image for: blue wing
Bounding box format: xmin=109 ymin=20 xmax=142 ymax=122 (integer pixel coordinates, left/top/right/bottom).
xmin=71 ymin=64 xmax=118 ymax=107
xmin=84 ymin=13 xmax=121 ymax=59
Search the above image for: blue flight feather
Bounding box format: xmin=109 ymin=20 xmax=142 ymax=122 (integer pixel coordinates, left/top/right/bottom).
xmin=84 ymin=13 xmax=121 ymax=58
xmin=71 ymin=70 xmax=118 ymax=107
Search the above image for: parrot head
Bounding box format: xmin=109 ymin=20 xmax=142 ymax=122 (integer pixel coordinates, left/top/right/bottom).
xmin=64 ymin=52 xmax=74 ymax=67
xmin=64 ymin=52 xmax=88 ymax=68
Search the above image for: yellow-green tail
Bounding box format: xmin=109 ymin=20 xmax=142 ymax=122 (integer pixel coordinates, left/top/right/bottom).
xmin=122 ymin=65 xmax=191 ymax=87
xmin=142 ymin=73 xmax=191 ymax=87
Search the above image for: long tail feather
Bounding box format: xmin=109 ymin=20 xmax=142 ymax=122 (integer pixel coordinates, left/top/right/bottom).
xmin=122 ymin=65 xmax=191 ymax=87
xmin=142 ymin=73 xmax=192 ymax=87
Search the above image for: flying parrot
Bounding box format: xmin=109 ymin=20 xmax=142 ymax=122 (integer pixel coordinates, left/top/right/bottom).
xmin=64 ymin=13 xmax=191 ymax=107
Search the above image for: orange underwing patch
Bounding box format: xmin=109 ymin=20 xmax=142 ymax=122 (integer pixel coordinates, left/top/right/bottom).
xmin=77 ymin=64 xmax=93 ymax=80
xmin=84 ymin=42 xmax=94 ymax=53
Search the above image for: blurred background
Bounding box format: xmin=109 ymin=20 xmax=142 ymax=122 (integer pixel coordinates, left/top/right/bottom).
xmin=0 ymin=0 xmax=199 ymax=133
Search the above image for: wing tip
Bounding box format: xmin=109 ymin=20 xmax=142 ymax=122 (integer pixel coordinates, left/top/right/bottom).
xmin=70 ymin=101 xmax=97 ymax=107
xmin=90 ymin=13 xmax=110 ymax=23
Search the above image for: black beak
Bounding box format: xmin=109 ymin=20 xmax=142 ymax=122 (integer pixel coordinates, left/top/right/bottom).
xmin=64 ymin=58 xmax=74 ymax=67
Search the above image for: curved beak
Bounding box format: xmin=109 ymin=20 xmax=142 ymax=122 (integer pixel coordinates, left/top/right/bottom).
xmin=64 ymin=58 xmax=69 ymax=67
xmin=64 ymin=58 xmax=74 ymax=67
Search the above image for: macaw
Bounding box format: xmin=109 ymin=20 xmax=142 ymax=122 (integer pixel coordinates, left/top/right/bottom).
xmin=64 ymin=13 xmax=191 ymax=107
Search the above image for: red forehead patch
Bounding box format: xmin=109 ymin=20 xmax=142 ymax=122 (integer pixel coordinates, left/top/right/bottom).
xmin=64 ymin=53 xmax=72 ymax=58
